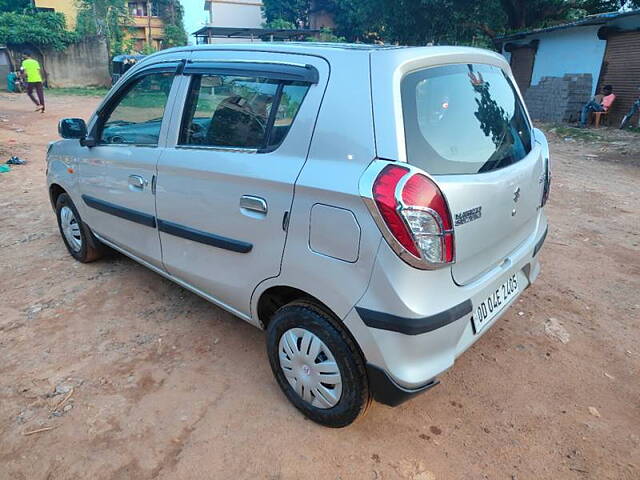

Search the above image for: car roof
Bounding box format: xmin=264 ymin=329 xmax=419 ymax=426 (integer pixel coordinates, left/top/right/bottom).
xmin=130 ymin=43 xmax=507 ymax=85
xmin=144 ymin=42 xmax=504 ymax=66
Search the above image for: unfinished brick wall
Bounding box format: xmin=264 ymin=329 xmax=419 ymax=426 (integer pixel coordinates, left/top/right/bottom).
xmin=524 ymin=74 xmax=593 ymax=123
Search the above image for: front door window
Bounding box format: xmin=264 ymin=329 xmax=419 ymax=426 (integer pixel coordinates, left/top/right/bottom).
xmin=100 ymin=72 xmax=173 ymax=146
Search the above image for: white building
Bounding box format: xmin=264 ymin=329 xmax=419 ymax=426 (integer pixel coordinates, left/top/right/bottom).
xmin=181 ymin=0 xmax=264 ymax=45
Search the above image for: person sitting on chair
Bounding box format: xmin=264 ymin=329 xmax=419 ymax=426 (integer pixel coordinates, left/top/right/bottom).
xmin=580 ymin=85 xmax=615 ymax=127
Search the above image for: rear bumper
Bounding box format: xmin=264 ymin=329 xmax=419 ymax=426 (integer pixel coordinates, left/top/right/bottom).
xmin=367 ymin=364 xmax=439 ymax=406
xmin=345 ymin=216 xmax=547 ymax=397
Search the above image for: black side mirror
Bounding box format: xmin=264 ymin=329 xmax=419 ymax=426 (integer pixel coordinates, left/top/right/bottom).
xmin=59 ymin=118 xmax=87 ymax=139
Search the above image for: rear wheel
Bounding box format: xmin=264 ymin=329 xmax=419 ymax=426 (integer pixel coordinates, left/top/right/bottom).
xmin=266 ymin=300 xmax=370 ymax=428
xmin=55 ymin=193 xmax=104 ymax=263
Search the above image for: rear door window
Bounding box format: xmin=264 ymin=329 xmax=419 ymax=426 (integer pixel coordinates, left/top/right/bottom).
xmin=179 ymin=73 xmax=309 ymax=151
xmin=401 ymin=63 xmax=532 ymax=174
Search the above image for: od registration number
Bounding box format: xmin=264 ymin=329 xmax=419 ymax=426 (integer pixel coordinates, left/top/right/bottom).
xmin=472 ymin=273 xmax=519 ymax=333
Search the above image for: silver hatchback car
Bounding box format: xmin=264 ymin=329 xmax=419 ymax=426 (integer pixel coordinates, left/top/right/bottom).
xmin=47 ymin=43 xmax=549 ymax=427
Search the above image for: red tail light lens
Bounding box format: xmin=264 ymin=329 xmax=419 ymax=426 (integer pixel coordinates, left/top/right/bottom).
xmin=370 ymin=164 xmax=455 ymax=268
xmin=372 ymin=165 xmax=418 ymax=257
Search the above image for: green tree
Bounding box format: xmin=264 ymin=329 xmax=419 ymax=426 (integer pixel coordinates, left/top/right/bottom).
xmin=264 ymin=0 xmax=640 ymax=46
xmin=323 ymin=0 xmax=384 ymax=42
xmin=307 ymin=26 xmax=345 ymax=42
xmin=157 ymin=0 xmax=188 ymax=48
xmin=344 ymin=0 xmax=640 ymax=44
xmin=262 ymin=0 xmax=311 ymax=27
xmin=75 ymin=0 xmax=130 ymax=56
xmin=263 ymin=18 xmax=297 ymax=29
xmin=0 ymin=11 xmax=77 ymax=50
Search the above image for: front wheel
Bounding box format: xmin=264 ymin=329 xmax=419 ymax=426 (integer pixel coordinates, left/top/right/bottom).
xmin=266 ymin=300 xmax=371 ymax=428
xmin=55 ymin=193 xmax=104 ymax=263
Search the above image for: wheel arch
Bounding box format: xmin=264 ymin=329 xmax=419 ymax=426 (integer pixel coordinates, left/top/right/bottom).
xmin=49 ymin=183 xmax=67 ymax=210
xmin=256 ymin=285 xmax=333 ymax=330
xmin=255 ymin=284 xmax=369 ymax=363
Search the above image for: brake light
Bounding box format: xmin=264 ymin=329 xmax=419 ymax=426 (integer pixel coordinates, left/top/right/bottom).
xmin=372 ymin=165 xmax=417 ymax=256
xmin=369 ymin=164 xmax=455 ymax=268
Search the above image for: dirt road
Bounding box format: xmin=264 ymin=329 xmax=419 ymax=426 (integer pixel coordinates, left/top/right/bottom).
xmin=0 ymin=92 xmax=638 ymax=480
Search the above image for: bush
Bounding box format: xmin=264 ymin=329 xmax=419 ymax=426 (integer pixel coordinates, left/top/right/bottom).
xmin=308 ymin=27 xmax=345 ymax=43
xmin=0 ymin=11 xmax=77 ymax=50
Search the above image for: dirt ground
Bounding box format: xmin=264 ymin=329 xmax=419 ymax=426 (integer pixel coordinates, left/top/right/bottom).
xmin=0 ymin=92 xmax=639 ymax=480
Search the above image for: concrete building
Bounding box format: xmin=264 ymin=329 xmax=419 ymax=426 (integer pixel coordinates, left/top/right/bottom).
xmin=496 ymin=10 xmax=640 ymax=124
xmin=191 ymin=0 xmax=319 ymax=44
xmin=203 ymin=0 xmax=264 ymax=30
xmin=34 ymin=0 xmax=78 ymax=29
xmin=185 ymin=0 xmax=264 ymax=44
xmin=126 ymin=1 xmax=166 ymax=51
xmin=34 ymin=0 xmax=167 ymax=52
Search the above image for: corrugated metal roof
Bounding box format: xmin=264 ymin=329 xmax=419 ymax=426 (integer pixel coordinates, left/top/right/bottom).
xmin=192 ymin=26 xmax=320 ymax=39
xmin=496 ymin=9 xmax=640 ymax=42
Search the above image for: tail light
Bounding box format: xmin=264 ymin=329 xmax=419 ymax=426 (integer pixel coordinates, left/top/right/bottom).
xmin=364 ymin=163 xmax=455 ymax=269
xmin=540 ymin=158 xmax=551 ymax=208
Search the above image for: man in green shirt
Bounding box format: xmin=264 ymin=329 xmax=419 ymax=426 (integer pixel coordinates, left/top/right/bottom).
xmin=20 ymin=53 xmax=45 ymax=113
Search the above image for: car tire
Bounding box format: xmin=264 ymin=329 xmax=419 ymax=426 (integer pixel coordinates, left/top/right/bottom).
xmin=266 ymin=300 xmax=371 ymax=428
xmin=55 ymin=193 xmax=104 ymax=263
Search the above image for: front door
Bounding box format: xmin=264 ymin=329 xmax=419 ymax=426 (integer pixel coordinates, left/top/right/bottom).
xmin=509 ymin=45 xmax=537 ymax=94
xmin=155 ymin=56 xmax=328 ymax=317
xmin=78 ymin=69 xmax=178 ymax=266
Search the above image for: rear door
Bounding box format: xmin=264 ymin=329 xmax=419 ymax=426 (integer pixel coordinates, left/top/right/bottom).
xmin=78 ymin=64 xmax=180 ymax=266
xmin=400 ymin=62 xmax=544 ymax=285
xmin=371 ymin=52 xmax=545 ymax=285
xmin=155 ymin=53 xmax=329 ymax=317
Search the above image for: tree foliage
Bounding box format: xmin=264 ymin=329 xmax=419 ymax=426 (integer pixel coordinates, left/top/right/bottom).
xmin=262 ymin=0 xmax=313 ymax=27
xmin=307 ymin=26 xmax=345 ymax=42
xmin=0 ymin=11 xmax=77 ymax=50
xmin=76 ymin=0 xmax=130 ymax=56
xmin=497 ymin=0 xmax=639 ymax=30
xmin=156 ymin=0 xmax=188 ymax=48
xmin=263 ymin=18 xmax=298 ymax=29
xmin=0 ymin=0 xmax=30 ymax=13
xmin=262 ymin=0 xmax=640 ymax=46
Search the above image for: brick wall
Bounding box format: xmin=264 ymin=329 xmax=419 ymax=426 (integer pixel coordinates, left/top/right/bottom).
xmin=524 ymin=74 xmax=593 ymax=123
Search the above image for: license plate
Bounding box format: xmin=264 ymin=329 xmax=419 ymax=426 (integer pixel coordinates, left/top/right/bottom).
xmin=472 ymin=273 xmax=519 ymax=333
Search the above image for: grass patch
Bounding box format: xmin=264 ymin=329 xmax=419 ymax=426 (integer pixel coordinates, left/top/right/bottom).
xmin=47 ymin=86 xmax=110 ymax=97
xmin=548 ymin=125 xmax=603 ymax=141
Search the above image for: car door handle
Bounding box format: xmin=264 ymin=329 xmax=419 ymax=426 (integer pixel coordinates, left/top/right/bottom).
xmin=128 ymin=175 xmax=148 ymax=191
xmin=240 ymin=195 xmax=268 ymax=214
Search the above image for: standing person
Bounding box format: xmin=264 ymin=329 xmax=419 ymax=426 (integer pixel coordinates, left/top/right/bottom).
xmin=20 ymin=53 xmax=45 ymax=113
xmin=579 ymin=85 xmax=615 ymax=127
xmin=620 ymin=86 xmax=640 ymax=130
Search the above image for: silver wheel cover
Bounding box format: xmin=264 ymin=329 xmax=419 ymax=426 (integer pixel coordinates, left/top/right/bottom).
xmin=278 ymin=328 xmax=342 ymax=409
xmin=60 ymin=205 xmax=82 ymax=252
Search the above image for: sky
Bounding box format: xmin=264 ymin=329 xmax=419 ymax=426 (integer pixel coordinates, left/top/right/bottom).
xmin=180 ymin=0 xmax=208 ymax=45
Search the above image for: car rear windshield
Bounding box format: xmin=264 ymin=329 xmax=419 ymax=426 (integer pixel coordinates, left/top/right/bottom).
xmin=401 ymin=63 xmax=532 ymax=175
